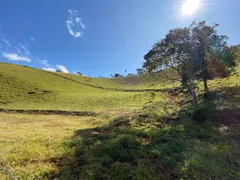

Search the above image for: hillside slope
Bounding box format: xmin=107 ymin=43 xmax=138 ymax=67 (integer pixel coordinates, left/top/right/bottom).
xmin=0 ymin=63 xmax=176 ymax=114
xmin=0 ymin=62 xmax=240 ymax=179
xmin=57 ymin=67 xmax=179 ymax=90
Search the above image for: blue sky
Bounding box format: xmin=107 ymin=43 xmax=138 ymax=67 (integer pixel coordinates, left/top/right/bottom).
xmin=0 ymin=0 xmax=239 ymax=77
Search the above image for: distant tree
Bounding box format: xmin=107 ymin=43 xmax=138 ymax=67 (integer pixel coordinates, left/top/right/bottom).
xmin=113 ymin=73 xmax=123 ymax=78
xmin=127 ymin=73 xmax=135 ymax=76
xmin=76 ymin=72 xmax=82 ymax=75
xmin=136 ymin=68 xmax=145 ymax=75
xmin=56 ymin=69 xmax=63 ymax=73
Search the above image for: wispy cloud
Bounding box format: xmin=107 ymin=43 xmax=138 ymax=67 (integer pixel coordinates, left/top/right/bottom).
xmin=41 ymin=60 xmax=49 ymax=67
xmin=56 ymin=64 xmax=69 ymax=73
xmin=30 ymin=37 xmax=36 ymax=41
xmin=0 ymin=33 xmax=70 ymax=74
xmin=15 ymin=47 xmax=22 ymax=54
xmin=42 ymin=67 xmax=56 ymax=72
xmin=2 ymin=38 xmax=12 ymax=47
xmin=0 ymin=33 xmax=32 ymax=63
xmin=2 ymin=52 xmax=31 ymax=62
xmin=66 ymin=9 xmax=86 ymax=38
xmin=19 ymin=44 xmax=31 ymax=56
xmin=40 ymin=59 xmax=55 ymax=71
xmin=40 ymin=61 xmax=69 ymax=73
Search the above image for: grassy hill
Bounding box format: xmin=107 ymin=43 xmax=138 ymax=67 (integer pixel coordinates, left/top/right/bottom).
xmin=0 ymin=62 xmax=240 ymax=179
xmin=57 ymin=67 xmax=179 ymax=90
xmin=0 ymin=63 xmax=178 ymax=114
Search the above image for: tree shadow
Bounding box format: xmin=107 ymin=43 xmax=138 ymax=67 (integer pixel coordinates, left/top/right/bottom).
xmin=52 ymin=86 xmax=240 ymax=180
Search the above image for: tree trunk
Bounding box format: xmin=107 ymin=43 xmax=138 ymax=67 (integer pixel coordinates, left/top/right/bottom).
xmin=203 ymin=78 xmax=209 ymax=94
xmin=188 ymin=83 xmax=198 ymax=109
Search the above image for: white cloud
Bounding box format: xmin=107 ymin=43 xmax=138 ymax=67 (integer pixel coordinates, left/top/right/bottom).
xmin=56 ymin=64 xmax=69 ymax=73
xmin=30 ymin=37 xmax=36 ymax=41
xmin=0 ymin=34 xmax=32 ymax=63
xmin=39 ymin=59 xmax=56 ymax=72
xmin=75 ymin=17 xmax=86 ymax=29
xmin=42 ymin=67 xmax=56 ymax=72
xmin=2 ymin=52 xmax=31 ymax=62
xmin=66 ymin=9 xmax=86 ymax=38
xmin=41 ymin=60 xmax=49 ymax=67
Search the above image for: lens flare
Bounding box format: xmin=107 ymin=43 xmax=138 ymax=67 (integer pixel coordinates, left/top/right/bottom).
xmin=182 ymin=0 xmax=200 ymax=15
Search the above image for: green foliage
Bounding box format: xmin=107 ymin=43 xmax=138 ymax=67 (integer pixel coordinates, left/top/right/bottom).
xmin=136 ymin=68 xmax=145 ymax=75
xmin=181 ymin=145 xmax=240 ymax=180
xmin=113 ymin=73 xmax=124 ymax=78
xmin=110 ymin=162 xmax=134 ymax=180
xmin=143 ymin=21 xmax=234 ymax=107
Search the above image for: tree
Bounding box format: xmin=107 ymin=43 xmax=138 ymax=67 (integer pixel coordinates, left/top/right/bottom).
xmin=206 ymin=52 xmax=228 ymax=78
xmin=136 ymin=68 xmax=145 ymax=75
xmin=56 ymin=69 xmax=63 ymax=73
xmin=143 ymin=21 xmax=234 ymax=108
xmin=113 ymin=73 xmax=123 ymax=78
xmin=144 ymin=27 xmax=198 ymax=108
xmin=190 ymin=21 xmax=230 ymax=94
xmin=76 ymin=72 xmax=82 ymax=75
xmin=219 ymin=46 xmax=237 ymax=67
xmin=206 ymin=46 xmax=237 ymax=78
xmin=127 ymin=73 xmax=135 ymax=76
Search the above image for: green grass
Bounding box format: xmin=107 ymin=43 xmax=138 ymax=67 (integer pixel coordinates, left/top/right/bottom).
xmin=57 ymin=66 xmax=180 ymax=90
xmin=56 ymin=84 xmax=240 ymax=179
xmin=0 ymin=113 xmax=108 ymax=179
xmin=0 ymin=63 xmax=173 ymax=113
xmin=0 ymin=62 xmax=240 ymax=179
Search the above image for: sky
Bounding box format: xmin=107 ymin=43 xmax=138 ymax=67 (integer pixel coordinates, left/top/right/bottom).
xmin=0 ymin=0 xmax=239 ymax=77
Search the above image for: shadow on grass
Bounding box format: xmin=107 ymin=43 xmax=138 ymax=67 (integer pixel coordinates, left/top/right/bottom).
xmin=53 ymin=86 xmax=240 ymax=180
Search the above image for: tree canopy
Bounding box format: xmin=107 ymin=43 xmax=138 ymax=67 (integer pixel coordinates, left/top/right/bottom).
xmin=143 ymin=21 xmax=236 ymax=108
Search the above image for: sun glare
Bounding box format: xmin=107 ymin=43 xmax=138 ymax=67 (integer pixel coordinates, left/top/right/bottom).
xmin=182 ymin=0 xmax=200 ymax=15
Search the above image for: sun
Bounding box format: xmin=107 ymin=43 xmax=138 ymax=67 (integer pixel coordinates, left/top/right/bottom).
xmin=182 ymin=0 xmax=200 ymax=15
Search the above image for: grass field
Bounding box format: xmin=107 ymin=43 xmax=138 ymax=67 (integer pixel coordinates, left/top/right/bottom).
xmin=0 ymin=63 xmax=176 ymax=113
xmin=0 ymin=113 xmax=108 ymax=179
xmin=0 ymin=62 xmax=240 ymax=179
